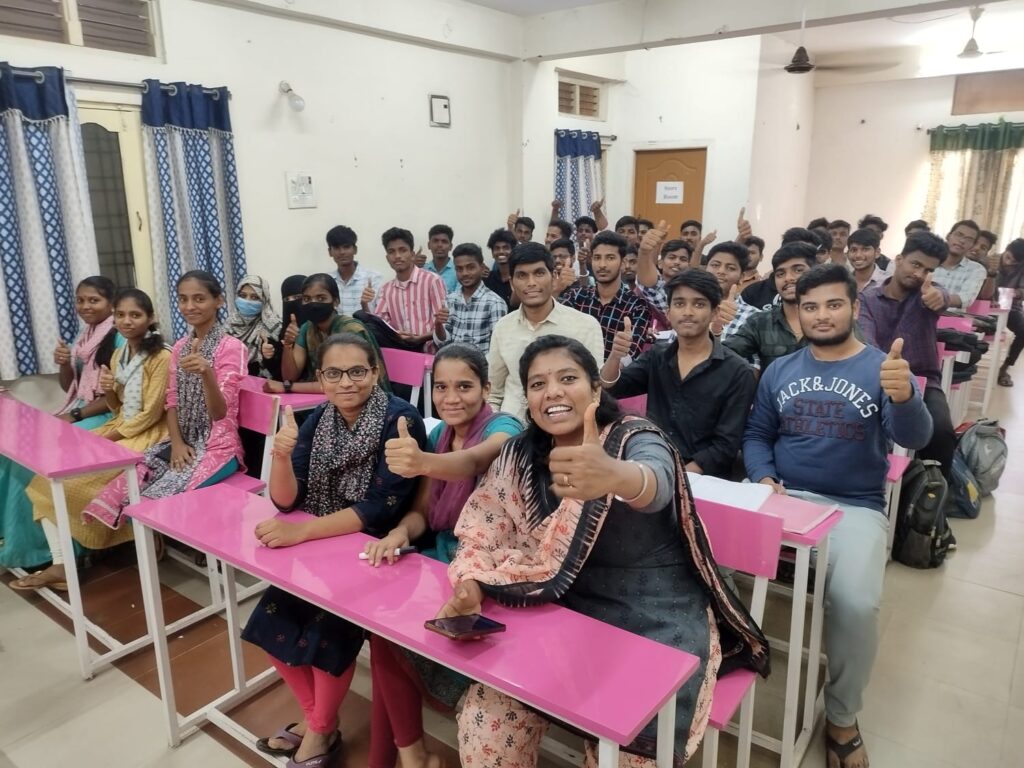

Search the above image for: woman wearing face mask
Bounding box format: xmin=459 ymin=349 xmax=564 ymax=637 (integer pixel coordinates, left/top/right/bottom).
xmin=272 ymin=273 xmax=389 ymax=394
xmin=227 ymin=274 xmax=283 ymax=380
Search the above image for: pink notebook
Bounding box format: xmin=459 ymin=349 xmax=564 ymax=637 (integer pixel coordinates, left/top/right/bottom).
xmin=760 ymin=493 xmax=839 ymax=535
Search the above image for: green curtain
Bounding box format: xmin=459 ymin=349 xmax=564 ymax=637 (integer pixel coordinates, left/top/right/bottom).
xmin=930 ymin=118 xmax=1024 ymax=152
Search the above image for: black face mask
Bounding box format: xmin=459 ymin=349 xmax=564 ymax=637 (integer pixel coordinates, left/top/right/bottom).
xmin=304 ymin=302 xmax=335 ymax=325
xmin=282 ymin=300 xmax=305 ymax=328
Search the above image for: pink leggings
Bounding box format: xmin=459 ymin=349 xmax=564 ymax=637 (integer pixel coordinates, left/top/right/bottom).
xmin=368 ymin=635 xmax=424 ymax=768
xmin=270 ymin=657 xmax=356 ymax=735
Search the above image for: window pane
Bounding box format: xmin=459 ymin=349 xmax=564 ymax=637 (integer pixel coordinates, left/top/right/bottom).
xmin=81 ymin=122 xmax=137 ymax=290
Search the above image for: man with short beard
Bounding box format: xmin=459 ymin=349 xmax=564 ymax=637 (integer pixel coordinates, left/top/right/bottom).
xmin=933 ymin=219 xmax=986 ymax=308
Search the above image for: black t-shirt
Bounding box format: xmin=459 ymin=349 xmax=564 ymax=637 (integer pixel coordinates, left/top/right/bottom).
xmin=485 ymin=263 xmax=513 ymax=308
xmin=740 ymin=276 xmax=777 ymax=310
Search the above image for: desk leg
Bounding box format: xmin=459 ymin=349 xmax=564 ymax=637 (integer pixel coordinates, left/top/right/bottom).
xmin=221 ymin=564 xmax=247 ymax=693
xmin=49 ymin=479 xmax=92 ymax=680
xmin=598 ymin=738 xmax=620 ymax=768
xmin=656 ymin=694 xmax=676 ymax=768
xmin=801 ymin=537 xmax=830 ymax=746
xmin=983 ymin=312 xmax=1008 ymax=415
xmin=780 ymin=546 xmax=810 ymax=768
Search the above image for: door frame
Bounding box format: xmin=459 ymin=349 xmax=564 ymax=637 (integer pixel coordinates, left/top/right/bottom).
xmin=628 ymin=140 xmax=717 ymax=219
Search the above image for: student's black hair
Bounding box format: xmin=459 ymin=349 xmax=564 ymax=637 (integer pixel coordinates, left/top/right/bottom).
xmin=326 ymin=225 xmax=357 ymax=248
xmin=744 ymin=235 xmax=766 ymax=253
xmin=948 ymin=219 xmax=981 ymax=239
xmin=452 ymin=242 xmax=484 ymax=264
xmin=302 ymin=273 xmax=341 ymax=301
xmin=516 ymin=334 xmax=624 ymax=467
xmin=487 ymin=228 xmax=517 ymax=250
xmin=810 ymin=227 xmax=833 ymax=254
xmin=432 ymin=343 xmax=488 ymax=385
xmin=795 ymin=263 xmax=858 ymax=304
xmin=904 ymin=219 xmax=930 ymax=235
xmin=177 ymin=270 xmax=223 ymax=298
xmin=428 ymin=224 xmax=454 ymax=240
xmin=625 ymin=244 xmax=639 ymax=256
xmin=807 ymin=217 xmax=829 ymax=230
xmin=847 ymin=228 xmax=880 ymax=250
xmin=514 ymin=216 xmax=536 ymax=232
xmin=381 ymin=227 xmax=415 ymax=250
xmin=319 ymin=331 xmax=378 ymax=369
xmin=706 ymin=241 xmax=750 ymax=271
xmin=977 ymin=230 xmax=998 ymax=247
xmin=781 ymin=227 xmax=818 ymax=247
xmin=548 ymin=219 xmax=573 ymax=239
xmin=771 ymin=242 xmax=819 ymax=271
xmin=636 ymin=218 xmax=654 ymax=229
xmin=114 ymin=288 xmax=165 ymax=355
xmin=574 ymin=215 xmax=598 ymax=230
xmin=858 ymin=214 xmax=889 ymax=232
xmin=78 ymin=276 xmax=118 ymax=367
xmin=1007 ymin=238 xmax=1024 ymax=263
xmin=614 ymin=215 xmax=639 ymax=231
xmin=592 ymin=230 xmax=628 ymax=258
xmin=661 ymin=239 xmax=693 ymax=257
xmin=665 ymin=268 xmax=723 ymax=308
xmin=827 ymin=219 xmax=851 ymax=231
xmin=549 ymin=237 xmax=576 ymax=256
xmin=509 ymin=241 xmax=555 ymax=273
xmin=680 ymin=219 xmax=702 ymax=233
xmin=901 ymin=232 xmax=949 ymax=264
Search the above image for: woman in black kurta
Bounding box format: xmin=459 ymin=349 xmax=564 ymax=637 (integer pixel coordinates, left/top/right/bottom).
xmin=241 ymin=332 xmax=426 ymax=766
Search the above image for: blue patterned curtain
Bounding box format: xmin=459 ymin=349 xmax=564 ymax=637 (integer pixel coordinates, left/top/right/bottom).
xmin=0 ymin=63 xmax=99 ymax=379
xmin=554 ymin=130 xmax=603 ymax=227
xmin=141 ymin=80 xmax=246 ymax=339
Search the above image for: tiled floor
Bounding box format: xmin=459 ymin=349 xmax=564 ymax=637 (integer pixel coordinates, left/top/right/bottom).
xmin=1 ymin=372 xmax=1021 ymax=768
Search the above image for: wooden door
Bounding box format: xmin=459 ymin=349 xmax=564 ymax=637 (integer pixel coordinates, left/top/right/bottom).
xmin=632 ymin=148 xmax=707 ymax=233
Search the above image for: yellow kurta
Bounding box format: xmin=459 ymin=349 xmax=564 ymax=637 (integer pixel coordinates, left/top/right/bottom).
xmin=29 ymin=346 xmax=171 ymax=550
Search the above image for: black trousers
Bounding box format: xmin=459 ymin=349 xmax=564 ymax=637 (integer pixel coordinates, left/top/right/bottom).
xmin=1005 ymin=308 xmax=1024 ymax=367
xmin=918 ymin=386 xmax=957 ymax=480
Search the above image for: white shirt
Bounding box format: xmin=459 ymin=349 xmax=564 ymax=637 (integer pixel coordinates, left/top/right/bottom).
xmin=334 ymin=263 xmax=383 ymax=316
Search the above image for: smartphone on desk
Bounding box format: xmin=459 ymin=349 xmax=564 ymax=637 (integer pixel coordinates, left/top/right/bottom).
xmin=425 ymin=614 xmax=506 ymax=641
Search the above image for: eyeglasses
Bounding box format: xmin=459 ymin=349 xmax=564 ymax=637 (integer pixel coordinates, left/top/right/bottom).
xmin=318 ymin=366 xmax=374 ymax=383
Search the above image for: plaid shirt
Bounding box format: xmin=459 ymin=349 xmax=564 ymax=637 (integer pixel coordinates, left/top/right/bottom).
xmin=638 ymin=277 xmax=668 ymax=314
xmin=560 ymin=283 xmax=651 ymax=359
xmin=433 ymin=283 xmax=507 ymax=355
xmin=933 ymin=256 xmax=987 ymax=308
xmin=721 ymin=295 xmax=773 ymax=341
xmin=723 ymin=304 xmax=806 ymax=372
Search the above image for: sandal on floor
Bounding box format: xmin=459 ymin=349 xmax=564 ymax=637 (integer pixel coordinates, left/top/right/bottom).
xmin=826 ymin=724 xmax=869 ymax=768
xmin=256 ymin=722 xmax=303 ymax=757
xmin=286 ymin=731 xmax=342 ymax=768
xmin=998 ymin=368 xmax=1013 ymax=387
xmin=10 ymin=571 xmax=68 ymax=592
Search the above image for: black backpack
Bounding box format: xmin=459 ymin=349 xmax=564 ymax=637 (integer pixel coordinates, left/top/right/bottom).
xmin=892 ymin=459 xmax=954 ymax=568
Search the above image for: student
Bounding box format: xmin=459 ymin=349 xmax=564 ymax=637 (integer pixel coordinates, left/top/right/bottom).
xmin=741 ymin=235 xmax=766 ymax=289
xmin=997 ymin=239 xmax=1024 ymax=387
xmin=424 ymin=224 xmax=458 ymax=292
xmin=636 ymin=217 xmax=653 ymax=237
xmin=441 ymin=335 xmax=767 ymax=768
xmin=858 ymin=232 xmax=955 ymax=478
xmin=807 ymin=216 xmax=829 ymax=230
xmin=433 ymin=243 xmax=507 ymax=355
xmin=704 ymin=241 xmax=749 ymax=337
xmin=725 ymin=242 xmax=818 ymax=371
xmin=512 ymin=215 xmax=535 ymax=244
xmin=933 ymin=219 xmax=986 ymax=308
xmin=227 ymin=274 xmax=282 ymax=379
xmin=679 ymin=219 xmax=703 ymax=254
xmin=811 ymin=227 xmax=834 ymax=264
xmin=969 ymin=229 xmax=999 ymax=301
xmin=544 ymin=219 xmax=573 ymax=246
xmin=560 ymin=231 xmax=651 ymax=359
xmin=484 ymin=228 xmax=519 ymax=309
xmin=738 ymin=227 xmax=820 ymax=318
xmin=277 ymin=274 xmax=387 ymax=394
xmin=12 ymin=290 xmax=171 ymax=591
xmin=364 ymin=345 xmax=522 ymax=768
xmin=859 ymin=214 xmax=891 ymax=271
xmin=574 ymin=214 xmax=598 ymax=243
xmin=622 ymin=244 xmax=639 ymax=288
xmin=904 ymin=219 xmax=930 ymax=236
xmin=549 ymin=237 xmax=583 ymax=298
xmin=81 ymin=271 xmax=247 ymax=532
xmin=847 ymin=228 xmax=889 ymax=293
xmin=243 ymin=333 xmax=425 ymax=766
xmin=636 ymin=222 xmax=694 ymax=314
xmin=614 ymin=215 xmax=640 ymax=246
xmin=327 ymin=225 xmax=382 ymax=316
xmin=603 ymin=270 xmax=755 ymax=478
xmin=744 ymin=264 xmax=932 ymax=768
xmin=373 ymin=227 xmax=447 ymax=349
xmin=486 ymin=243 xmax=603 ymax=421
xmin=827 ymin=219 xmax=851 ymax=266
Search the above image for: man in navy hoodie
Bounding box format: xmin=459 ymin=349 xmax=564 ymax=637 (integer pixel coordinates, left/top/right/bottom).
xmin=744 ymin=264 xmax=932 ymax=768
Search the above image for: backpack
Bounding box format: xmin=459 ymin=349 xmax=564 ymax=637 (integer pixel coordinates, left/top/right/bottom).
xmin=892 ymin=459 xmax=953 ymax=569
xmin=956 ymin=419 xmax=1007 ymax=496
xmin=945 ymin=451 xmax=982 ymax=519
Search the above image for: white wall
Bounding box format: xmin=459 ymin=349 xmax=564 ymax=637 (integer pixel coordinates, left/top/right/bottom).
xmin=806 ymin=75 xmax=1024 ymax=245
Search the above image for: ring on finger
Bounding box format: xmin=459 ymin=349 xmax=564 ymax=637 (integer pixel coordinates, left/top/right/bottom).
xmin=563 ymin=473 xmax=570 ymax=487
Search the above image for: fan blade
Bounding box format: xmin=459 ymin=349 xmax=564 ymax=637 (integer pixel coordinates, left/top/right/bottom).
xmin=816 ymin=61 xmax=901 ymax=73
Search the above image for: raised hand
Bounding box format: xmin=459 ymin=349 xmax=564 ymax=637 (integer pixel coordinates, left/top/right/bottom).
xmin=699 ymin=229 xmax=718 ymax=249
xmin=549 ymin=402 xmax=619 ymax=500
xmin=736 ymin=206 xmax=752 ymax=240
xmin=98 ymin=364 xmax=114 ymax=394
xmin=360 ymin=284 xmax=376 ymax=312
xmin=920 ymin=273 xmax=945 ymax=312
xmin=53 ymin=339 xmax=71 ymax=367
xmin=282 ymin=314 xmax=300 ymax=347
xmin=434 ymin=305 xmax=450 ymax=329
xmin=590 ymin=198 xmax=605 ymax=215
xmin=611 ymin=316 xmax=633 ymax=359
xmin=554 ymin=265 xmax=576 ymax=295
xmin=384 ymin=417 xmax=424 ymax=478
xmin=414 ymin=247 xmax=426 ymax=268
xmin=273 ymin=405 xmax=299 ymax=457
xmin=178 ymin=338 xmax=210 ymax=375
xmin=639 ymin=219 xmax=669 ymax=262
xmin=550 ymin=198 xmax=563 ymax=213
xmin=260 ymin=331 xmax=275 ymax=360
xmin=718 ymin=284 xmax=740 ymax=325
xmin=506 ymin=209 xmax=520 ymax=231
xmin=880 ymin=338 xmax=913 ymax=403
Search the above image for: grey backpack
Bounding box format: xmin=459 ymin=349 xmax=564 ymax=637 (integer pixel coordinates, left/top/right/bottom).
xmin=956 ymin=419 xmax=1007 ymax=497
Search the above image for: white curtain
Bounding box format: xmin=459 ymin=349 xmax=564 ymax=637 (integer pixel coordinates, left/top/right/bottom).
xmin=554 ymin=129 xmax=603 ymax=226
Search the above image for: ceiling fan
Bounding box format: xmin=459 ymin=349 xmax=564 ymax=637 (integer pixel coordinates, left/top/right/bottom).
xmin=958 ymin=5 xmax=1002 ymax=58
xmin=784 ymin=6 xmax=899 ymax=74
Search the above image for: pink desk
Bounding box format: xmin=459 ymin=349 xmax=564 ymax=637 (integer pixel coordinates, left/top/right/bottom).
xmin=967 ymin=292 xmax=1012 ymax=415
xmin=240 ymin=375 xmax=327 ymax=413
xmin=0 ymin=395 xmax=144 ymax=679
xmin=129 ymin=485 xmax=699 ymax=768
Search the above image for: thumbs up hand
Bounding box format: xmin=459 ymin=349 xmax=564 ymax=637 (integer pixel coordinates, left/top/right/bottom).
xmin=719 ymin=284 xmax=740 ymax=325
xmin=360 ymin=284 xmax=376 ymax=312
xmin=611 ymin=316 xmax=633 ymax=359
xmin=736 ymin=206 xmax=752 ymax=240
xmin=178 ymin=338 xmax=210 ymax=375
xmin=639 ymin=220 xmax=669 ymax=263
xmin=53 ymin=339 xmax=71 ymax=366
xmin=507 ymin=209 xmax=520 ymax=231
xmin=384 ymin=417 xmax=424 ymax=478
xmin=282 ymin=314 xmax=300 ymax=347
xmin=920 ymin=272 xmax=945 ymax=312
xmin=98 ymin=364 xmax=114 ymax=394
xmin=414 ymin=247 xmax=427 ymax=268
xmin=880 ymin=337 xmax=913 ymax=403
xmin=260 ymin=332 xmax=275 ymax=360
xmin=273 ymin=405 xmax=300 ymax=457
xmin=434 ymin=305 xmax=450 ymax=330
xmin=549 ymin=401 xmax=618 ymax=500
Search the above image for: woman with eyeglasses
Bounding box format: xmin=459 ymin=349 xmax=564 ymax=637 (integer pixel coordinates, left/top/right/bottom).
xmin=268 ymin=273 xmax=389 ymax=395
xmin=243 ymin=332 xmax=426 ymax=768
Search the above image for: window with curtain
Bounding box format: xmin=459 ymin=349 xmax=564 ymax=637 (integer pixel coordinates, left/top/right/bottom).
xmin=923 ymin=119 xmax=1024 ymax=246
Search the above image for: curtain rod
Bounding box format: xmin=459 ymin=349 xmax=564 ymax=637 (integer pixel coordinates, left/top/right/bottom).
xmin=6 ymin=68 xmax=225 ymax=98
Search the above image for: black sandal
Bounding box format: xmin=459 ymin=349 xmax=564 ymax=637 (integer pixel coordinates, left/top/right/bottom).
xmin=826 ymin=724 xmax=869 ymax=768
xmin=256 ymin=722 xmax=303 ymax=757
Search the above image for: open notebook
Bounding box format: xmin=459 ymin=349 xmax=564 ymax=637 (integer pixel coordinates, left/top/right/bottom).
xmin=686 ymin=474 xmax=837 ymax=535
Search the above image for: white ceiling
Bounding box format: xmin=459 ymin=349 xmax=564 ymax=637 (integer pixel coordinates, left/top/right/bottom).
xmin=461 ymin=0 xmax=616 ymax=16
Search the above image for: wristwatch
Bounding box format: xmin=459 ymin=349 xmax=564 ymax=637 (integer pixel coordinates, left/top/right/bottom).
xmin=283 ymin=380 xmax=293 ymax=393
xmin=70 ymin=407 xmax=84 ymax=422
